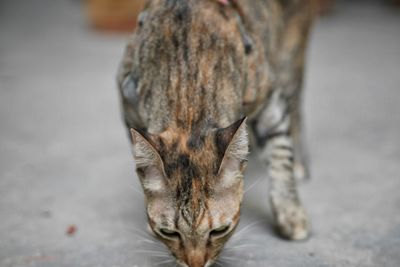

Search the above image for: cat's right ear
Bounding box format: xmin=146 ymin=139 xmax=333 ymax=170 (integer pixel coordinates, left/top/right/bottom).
xmin=130 ymin=129 xmax=166 ymax=192
xmin=130 ymin=129 xmax=161 ymax=168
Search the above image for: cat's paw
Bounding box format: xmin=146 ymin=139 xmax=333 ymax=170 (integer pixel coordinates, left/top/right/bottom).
xmin=273 ymin=203 xmax=310 ymax=240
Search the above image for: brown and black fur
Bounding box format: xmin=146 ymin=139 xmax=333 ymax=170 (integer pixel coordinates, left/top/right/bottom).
xmin=117 ymin=0 xmax=316 ymax=266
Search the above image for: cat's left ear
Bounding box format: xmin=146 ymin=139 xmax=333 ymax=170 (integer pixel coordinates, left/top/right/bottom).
xmin=215 ymin=117 xmax=249 ymax=177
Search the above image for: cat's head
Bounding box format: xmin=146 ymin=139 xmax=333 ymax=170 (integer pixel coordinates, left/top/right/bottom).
xmin=130 ymin=118 xmax=248 ymax=267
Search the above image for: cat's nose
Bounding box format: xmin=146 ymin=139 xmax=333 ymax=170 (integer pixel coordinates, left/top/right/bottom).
xmin=187 ymin=259 xmax=206 ymax=267
xmin=187 ymin=250 xmax=206 ymax=267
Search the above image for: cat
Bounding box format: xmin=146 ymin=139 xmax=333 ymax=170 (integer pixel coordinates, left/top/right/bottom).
xmin=117 ymin=0 xmax=316 ymax=266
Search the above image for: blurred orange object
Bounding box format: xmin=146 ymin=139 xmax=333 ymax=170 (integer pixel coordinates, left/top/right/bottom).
xmin=86 ymin=0 xmax=145 ymax=32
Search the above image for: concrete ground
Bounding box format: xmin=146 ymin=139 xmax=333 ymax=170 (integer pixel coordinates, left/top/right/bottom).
xmin=1 ymin=0 xmax=400 ymax=266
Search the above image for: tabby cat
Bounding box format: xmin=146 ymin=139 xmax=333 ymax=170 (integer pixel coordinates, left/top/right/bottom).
xmin=117 ymin=0 xmax=315 ymax=266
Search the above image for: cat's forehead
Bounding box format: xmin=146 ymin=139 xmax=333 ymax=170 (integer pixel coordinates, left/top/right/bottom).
xmin=157 ymin=128 xmax=219 ymax=175
xmin=155 ymin=129 xmax=219 ymax=225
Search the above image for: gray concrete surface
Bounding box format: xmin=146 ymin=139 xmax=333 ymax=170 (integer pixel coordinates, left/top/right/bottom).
xmin=1 ymin=0 xmax=400 ymax=266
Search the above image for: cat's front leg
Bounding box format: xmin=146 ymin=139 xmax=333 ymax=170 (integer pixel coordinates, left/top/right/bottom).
xmin=253 ymin=93 xmax=310 ymax=240
xmin=261 ymin=133 xmax=309 ymax=240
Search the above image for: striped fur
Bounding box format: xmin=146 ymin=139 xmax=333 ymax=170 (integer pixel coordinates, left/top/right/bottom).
xmin=118 ymin=0 xmax=316 ymax=266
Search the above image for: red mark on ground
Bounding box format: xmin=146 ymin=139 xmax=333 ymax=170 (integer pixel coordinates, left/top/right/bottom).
xmin=66 ymin=225 xmax=77 ymax=236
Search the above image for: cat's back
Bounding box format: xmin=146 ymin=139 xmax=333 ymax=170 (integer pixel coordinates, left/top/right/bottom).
xmin=119 ymin=0 xmax=253 ymax=132
xmin=118 ymin=0 xmax=300 ymax=132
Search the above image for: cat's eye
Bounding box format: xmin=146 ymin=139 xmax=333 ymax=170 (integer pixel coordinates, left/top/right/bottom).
xmin=210 ymin=225 xmax=231 ymax=238
xmin=159 ymin=228 xmax=181 ymax=240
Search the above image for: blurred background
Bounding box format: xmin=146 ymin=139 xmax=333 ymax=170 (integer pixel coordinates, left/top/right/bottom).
xmin=0 ymin=0 xmax=400 ymax=266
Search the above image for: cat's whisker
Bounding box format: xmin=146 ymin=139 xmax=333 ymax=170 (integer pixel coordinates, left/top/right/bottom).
xmin=137 ymin=252 xmax=170 ymax=257
xmin=238 ymin=219 xmax=266 ymax=231
xmin=126 ymin=238 xmax=162 ymax=250
xmin=220 ymin=255 xmax=239 ymax=261
xmin=122 ymin=224 xmax=145 ymax=232
xmin=155 ymin=258 xmax=175 ymax=266
xmin=134 ymin=249 xmax=170 ymax=255
xmin=125 ymin=231 xmax=155 ymax=244
xmin=129 ymin=183 xmax=144 ymax=196
xmin=217 ymin=258 xmax=238 ymax=267
xmin=224 ymin=243 xmax=259 ymax=250
xmin=115 ymin=224 xmax=156 ymax=244
xmin=136 ymin=238 xmax=157 ymax=244
xmin=123 ymin=224 xmax=152 ymax=235
xmin=146 ymin=255 xmax=172 ymax=261
xmin=140 ymin=254 xmax=171 ymax=259
xmin=231 ymin=220 xmax=266 ymax=239
xmin=123 ymin=225 xmax=153 ymax=239
xmin=244 ymin=176 xmax=264 ymax=194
